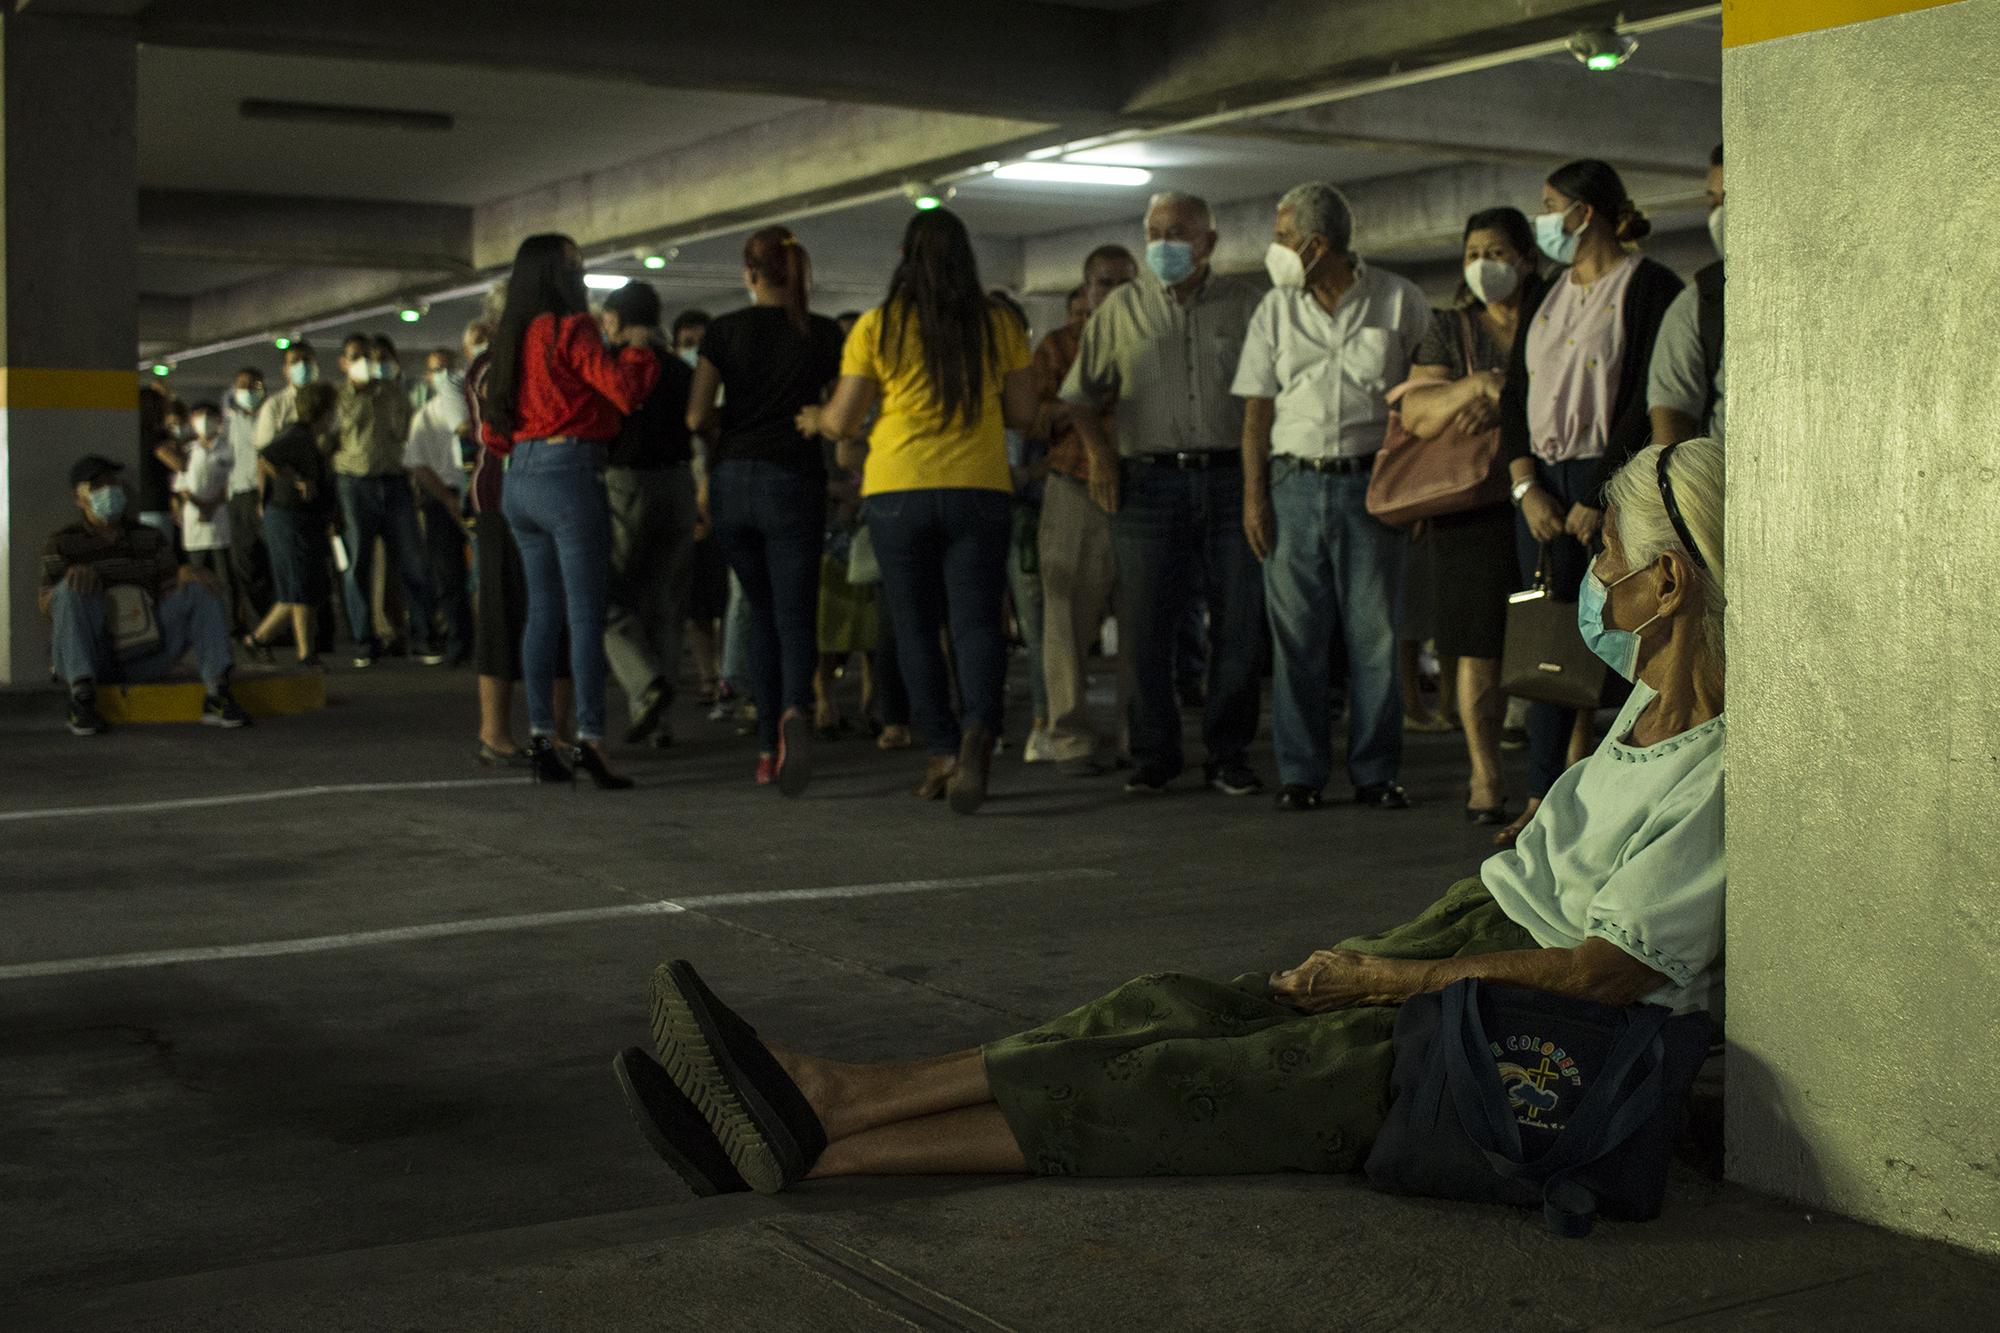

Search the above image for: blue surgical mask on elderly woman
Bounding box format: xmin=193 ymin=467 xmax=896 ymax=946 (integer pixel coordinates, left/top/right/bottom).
xmin=1145 ymin=240 xmax=1197 ymax=286
xmin=1577 ymin=556 xmax=1662 ymax=681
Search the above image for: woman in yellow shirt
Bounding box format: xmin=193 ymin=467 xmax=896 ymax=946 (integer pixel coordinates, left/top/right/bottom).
xmin=798 ymin=209 xmax=1037 ymax=813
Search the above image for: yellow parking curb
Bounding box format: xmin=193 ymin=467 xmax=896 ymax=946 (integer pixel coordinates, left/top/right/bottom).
xmin=95 ymin=671 xmax=327 ymax=724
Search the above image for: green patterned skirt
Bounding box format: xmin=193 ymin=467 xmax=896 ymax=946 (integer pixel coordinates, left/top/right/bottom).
xmin=983 ymin=878 xmax=1535 ymax=1177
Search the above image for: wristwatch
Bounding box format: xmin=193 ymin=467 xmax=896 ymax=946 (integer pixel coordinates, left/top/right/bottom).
xmin=1510 ymin=478 xmax=1536 ymax=506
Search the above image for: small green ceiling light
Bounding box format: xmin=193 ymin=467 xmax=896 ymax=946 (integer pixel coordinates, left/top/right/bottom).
xmin=1569 ymin=27 xmax=1638 ymax=72
xmin=274 ymin=335 xmax=293 ymax=350
xmin=150 ymin=363 xmax=172 ymax=377
xmin=397 ymin=305 xmax=423 ymax=324
xmin=902 ymin=181 xmax=956 ymax=212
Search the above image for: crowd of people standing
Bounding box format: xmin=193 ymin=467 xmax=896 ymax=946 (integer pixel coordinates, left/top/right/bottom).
xmin=54 ymin=150 xmax=1724 ymax=835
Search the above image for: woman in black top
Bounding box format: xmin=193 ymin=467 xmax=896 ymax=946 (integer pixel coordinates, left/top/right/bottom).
xmin=1496 ymin=159 xmax=1685 ymax=847
xmin=686 ymin=225 xmax=846 ymax=797
xmin=1400 ymin=207 xmax=1544 ymax=826
xmin=248 ymin=380 xmax=338 ymax=666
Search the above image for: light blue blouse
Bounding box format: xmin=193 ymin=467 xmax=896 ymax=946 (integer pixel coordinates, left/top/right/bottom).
xmin=1481 ymin=682 xmax=1725 ymax=1015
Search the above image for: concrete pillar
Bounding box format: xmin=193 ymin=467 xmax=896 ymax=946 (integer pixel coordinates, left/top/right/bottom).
xmin=1724 ymin=0 xmax=1999 ymax=1255
xmin=0 ymin=13 xmax=137 ymax=686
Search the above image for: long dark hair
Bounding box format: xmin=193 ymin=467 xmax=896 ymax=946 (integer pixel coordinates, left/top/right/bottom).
xmin=1547 ymin=159 xmax=1652 ymax=243
xmin=878 ymin=209 xmax=996 ymax=429
xmin=482 ymin=233 xmax=588 ymax=435
xmin=1455 ymin=206 xmax=1538 ymax=307
xmin=745 ymin=226 xmax=811 ymax=335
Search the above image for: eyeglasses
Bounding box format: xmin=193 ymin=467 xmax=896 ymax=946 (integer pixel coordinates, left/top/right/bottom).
xmin=1656 ymin=442 xmax=1710 ymax=572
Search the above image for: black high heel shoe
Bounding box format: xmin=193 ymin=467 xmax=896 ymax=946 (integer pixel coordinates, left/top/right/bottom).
xmin=572 ymin=743 xmax=634 ymax=791
xmin=527 ymin=736 xmax=574 ymax=785
xmin=1465 ymin=800 xmax=1510 ymax=825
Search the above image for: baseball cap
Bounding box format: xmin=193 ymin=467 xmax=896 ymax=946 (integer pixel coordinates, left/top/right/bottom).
xmin=69 ymin=455 xmax=126 ymax=488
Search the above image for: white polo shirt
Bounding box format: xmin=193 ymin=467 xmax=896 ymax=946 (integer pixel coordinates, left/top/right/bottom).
xmin=176 ymin=440 xmax=234 ymax=551
xmin=404 ymin=378 xmax=470 ymax=495
xmin=1230 ymin=261 xmax=1431 ymax=460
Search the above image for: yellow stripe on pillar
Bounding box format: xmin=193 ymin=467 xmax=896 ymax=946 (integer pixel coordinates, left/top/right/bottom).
xmin=0 ymin=368 xmax=141 ymax=411
xmin=1724 ymin=0 xmax=1966 ymax=47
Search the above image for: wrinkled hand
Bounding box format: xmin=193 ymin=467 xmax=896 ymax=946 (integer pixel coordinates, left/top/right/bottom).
xmin=1451 ymin=396 xmax=1500 ymax=435
xmin=1269 ymin=949 xmax=1401 ymax=1014
xmin=1521 ymin=486 xmax=1567 ymax=544
xmin=1244 ymin=489 xmax=1276 ymax=562
xmin=178 ymin=564 xmax=220 ymax=594
xmin=64 ymin=565 xmax=102 ymax=597
xmin=1085 ymin=446 xmax=1120 ymax=515
xmin=1565 ymin=503 xmax=1604 ymax=547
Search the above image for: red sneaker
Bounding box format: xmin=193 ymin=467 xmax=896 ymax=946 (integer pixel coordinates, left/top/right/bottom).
xmin=755 ymin=754 xmax=778 ymax=786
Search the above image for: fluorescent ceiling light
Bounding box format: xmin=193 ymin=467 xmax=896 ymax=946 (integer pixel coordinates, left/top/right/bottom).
xmin=991 ymin=163 xmax=1152 ymax=186
xmin=583 ymin=273 xmax=629 ymax=290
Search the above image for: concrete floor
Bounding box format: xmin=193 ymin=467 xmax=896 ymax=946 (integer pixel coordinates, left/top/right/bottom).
xmin=3 ymin=658 xmax=1996 ymax=1330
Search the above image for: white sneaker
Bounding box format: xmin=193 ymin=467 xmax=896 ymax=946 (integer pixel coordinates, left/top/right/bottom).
xmin=1022 ymin=725 xmax=1056 ymax=763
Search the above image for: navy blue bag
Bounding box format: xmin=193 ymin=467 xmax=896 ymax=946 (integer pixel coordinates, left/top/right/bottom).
xmin=1363 ymin=978 xmax=1712 ymax=1237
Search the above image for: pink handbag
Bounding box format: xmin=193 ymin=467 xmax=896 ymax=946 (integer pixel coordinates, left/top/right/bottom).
xmin=1365 ymin=312 xmax=1510 ymax=527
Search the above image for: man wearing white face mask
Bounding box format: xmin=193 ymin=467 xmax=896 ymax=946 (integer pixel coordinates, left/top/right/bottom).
xmin=405 ymin=347 xmax=475 ymax=666
xmin=1234 ymin=181 xmax=1431 ymax=812
xmin=1648 ymin=143 xmax=1727 ymax=446
xmin=222 ymin=366 xmax=272 ymax=636
xmin=332 ymin=331 xmax=431 ymax=667
xmin=1060 ymin=191 xmax=1266 ymax=797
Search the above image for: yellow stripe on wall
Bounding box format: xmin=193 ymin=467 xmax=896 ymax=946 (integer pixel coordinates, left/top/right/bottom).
xmin=1724 ymin=0 xmax=1965 ymax=47
xmin=0 ymin=368 xmax=141 ymax=411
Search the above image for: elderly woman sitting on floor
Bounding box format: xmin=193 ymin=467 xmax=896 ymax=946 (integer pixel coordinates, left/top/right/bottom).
xmin=614 ymin=439 xmax=1726 ymax=1194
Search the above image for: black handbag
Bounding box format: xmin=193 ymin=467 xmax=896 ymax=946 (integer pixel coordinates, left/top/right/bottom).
xmin=1500 ymin=546 xmax=1607 ymax=710
xmin=1363 ymin=978 xmax=1712 ymax=1237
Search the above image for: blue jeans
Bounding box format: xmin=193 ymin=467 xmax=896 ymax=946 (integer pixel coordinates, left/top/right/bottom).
xmin=1113 ymin=461 xmax=1266 ymax=780
xmin=865 ymin=487 xmax=1011 ymax=757
xmin=710 ymin=459 xmax=826 ymax=752
xmin=336 ymin=473 xmax=436 ymax=654
xmin=1513 ymin=456 xmax=1629 ymax=797
xmin=502 ymin=438 xmax=612 ymax=742
xmin=1264 ymin=460 xmax=1407 ymax=791
xmin=50 ymin=582 xmax=235 ymax=692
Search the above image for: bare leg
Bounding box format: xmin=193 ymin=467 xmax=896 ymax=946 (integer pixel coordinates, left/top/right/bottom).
xmin=554 ymin=678 xmax=576 ymax=747
xmin=1459 ymin=656 xmax=1505 ymax=810
xmin=289 ymin=606 xmax=313 ymax=659
xmin=251 ymin=603 xmax=291 ymax=645
xmin=810 ymin=1105 xmax=1028 ymax=1178
xmin=813 ymin=654 xmax=840 ymax=730
xmin=478 ymin=675 xmax=517 ymax=753
xmin=769 ymin=1043 xmax=996 ymax=1144
xmin=1438 ymin=653 xmax=1462 ymax=728
xmin=1495 ymin=796 xmax=1541 ymax=849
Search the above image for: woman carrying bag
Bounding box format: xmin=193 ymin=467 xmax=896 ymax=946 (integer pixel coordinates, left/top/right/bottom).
xmin=1494 ymin=161 xmax=1683 ymax=847
xmin=1395 ymin=208 xmax=1544 ymax=826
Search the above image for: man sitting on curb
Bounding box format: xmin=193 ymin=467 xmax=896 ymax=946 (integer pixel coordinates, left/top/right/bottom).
xmin=40 ymin=454 xmax=250 ymax=736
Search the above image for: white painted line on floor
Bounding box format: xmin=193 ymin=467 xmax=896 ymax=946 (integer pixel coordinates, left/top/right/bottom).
xmin=0 ymin=779 xmax=523 ymax=824
xmin=0 ymin=868 xmax=1114 ymax=982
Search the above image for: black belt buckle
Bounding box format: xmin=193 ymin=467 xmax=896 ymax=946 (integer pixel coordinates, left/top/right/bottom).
xmin=1290 ymin=453 xmax=1376 ymax=476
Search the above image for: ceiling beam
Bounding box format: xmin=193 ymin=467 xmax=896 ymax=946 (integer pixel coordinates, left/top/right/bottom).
xmin=136 ymin=293 xmax=192 ymax=345
xmin=138 ymin=190 xmax=473 ymax=273
xmin=1123 ymin=0 xmax=1712 ymax=118
xmin=1210 ymin=58 xmax=1719 ymax=177
xmin=134 ymin=0 xmax=1124 ymax=122
xmin=1020 ymin=160 xmax=1705 ymax=292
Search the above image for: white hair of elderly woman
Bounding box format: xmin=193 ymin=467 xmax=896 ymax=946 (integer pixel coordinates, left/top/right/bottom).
xmin=1278 ymin=181 xmax=1355 ymax=256
xmin=1604 ymin=437 xmax=1726 ymax=669
xmin=1146 ymin=191 xmax=1215 ymax=232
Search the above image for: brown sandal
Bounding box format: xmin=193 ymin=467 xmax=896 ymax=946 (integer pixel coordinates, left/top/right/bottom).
xmin=914 ymin=755 xmax=955 ymax=800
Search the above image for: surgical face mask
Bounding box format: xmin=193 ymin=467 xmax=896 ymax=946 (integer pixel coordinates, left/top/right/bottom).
xmin=428 ymin=369 xmax=454 ymax=395
xmin=1145 ymin=239 xmax=1197 ymax=286
xmin=190 ymin=414 xmax=214 ymax=441
xmin=374 ymin=360 xmax=401 ymax=382
xmin=1464 ymin=259 xmax=1521 ymax=306
xmin=288 ymin=361 xmax=316 ymax=388
xmin=1533 ymin=203 xmax=1584 ymax=265
xmin=170 ymin=423 xmax=192 ymax=441
xmin=1263 ymin=241 xmax=1307 ymax=290
xmin=1577 ymin=557 xmax=1661 ymax=681
xmin=1707 ymin=202 xmax=1726 ymax=260
xmin=678 ymin=347 xmax=700 ymax=369
xmin=88 ymin=485 xmax=127 ymax=523
xmin=234 ymin=386 xmax=264 ymax=412
xmin=346 ymin=358 xmax=372 ymax=385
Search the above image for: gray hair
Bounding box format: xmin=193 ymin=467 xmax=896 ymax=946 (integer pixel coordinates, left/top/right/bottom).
xmin=1279 ymin=181 xmax=1354 ymax=254
xmin=1146 ymin=190 xmax=1215 ymax=232
xmin=1604 ymin=437 xmax=1726 ymax=671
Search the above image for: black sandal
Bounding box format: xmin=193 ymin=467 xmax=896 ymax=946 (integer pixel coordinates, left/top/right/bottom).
xmin=648 ymin=960 xmax=827 ymax=1195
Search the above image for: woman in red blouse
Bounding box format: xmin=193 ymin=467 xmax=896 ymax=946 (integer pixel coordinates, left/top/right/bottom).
xmin=482 ymin=234 xmax=660 ymax=788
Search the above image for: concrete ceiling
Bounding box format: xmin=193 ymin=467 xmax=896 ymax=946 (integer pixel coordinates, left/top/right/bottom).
xmin=117 ymin=0 xmax=1723 ymax=389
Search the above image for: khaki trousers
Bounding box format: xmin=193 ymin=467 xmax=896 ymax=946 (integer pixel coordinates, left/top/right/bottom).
xmin=1037 ymin=473 xmax=1130 ymax=762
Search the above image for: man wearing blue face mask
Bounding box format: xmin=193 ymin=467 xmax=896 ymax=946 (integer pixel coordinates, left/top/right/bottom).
xmin=1060 ymin=191 xmax=1267 ymax=797
xmin=40 ymin=455 xmax=250 ymax=735
xmin=253 ymin=341 xmax=318 ymax=449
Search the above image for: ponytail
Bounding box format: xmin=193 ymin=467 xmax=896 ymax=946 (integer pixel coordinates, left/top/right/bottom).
xmin=745 ymin=225 xmax=811 ymax=334
xmin=1547 ymin=158 xmax=1652 ymax=246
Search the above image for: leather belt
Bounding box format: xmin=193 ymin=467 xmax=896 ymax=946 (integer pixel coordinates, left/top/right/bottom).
xmin=1131 ymin=451 xmax=1236 ymax=471
xmin=1280 ymin=453 xmax=1377 ymax=476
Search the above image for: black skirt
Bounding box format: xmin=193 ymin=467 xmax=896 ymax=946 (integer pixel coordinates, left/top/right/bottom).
xmin=1426 ymin=502 xmax=1517 ymax=660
